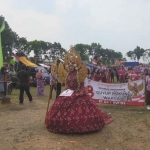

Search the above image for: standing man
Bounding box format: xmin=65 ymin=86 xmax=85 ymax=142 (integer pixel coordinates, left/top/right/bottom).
xmin=49 ymin=59 xmax=61 ymax=99
xmin=1 ymin=65 xmax=7 ymax=97
xmin=17 ymin=64 xmax=32 ymax=104
xmin=56 ymin=59 xmax=61 ymax=97
xmin=49 ymin=71 xmax=57 ymax=99
xmin=110 ymin=69 xmax=115 ymax=83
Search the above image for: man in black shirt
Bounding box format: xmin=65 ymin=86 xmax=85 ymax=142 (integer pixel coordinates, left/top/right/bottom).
xmin=17 ymin=64 xmax=32 ymax=104
xmin=1 ymin=65 xmax=7 ymax=96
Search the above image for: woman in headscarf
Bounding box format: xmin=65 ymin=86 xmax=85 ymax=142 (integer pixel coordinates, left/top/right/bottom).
xmin=36 ymin=70 xmax=44 ymax=95
xmin=145 ymin=71 xmax=150 ymax=110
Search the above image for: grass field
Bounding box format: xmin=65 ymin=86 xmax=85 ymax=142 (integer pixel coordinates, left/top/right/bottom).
xmin=0 ymin=85 xmax=150 ymax=150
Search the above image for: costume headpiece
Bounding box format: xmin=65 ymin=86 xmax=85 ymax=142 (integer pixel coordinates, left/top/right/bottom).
xmin=64 ymin=45 xmax=82 ymax=71
xmin=58 ymin=45 xmax=87 ymax=87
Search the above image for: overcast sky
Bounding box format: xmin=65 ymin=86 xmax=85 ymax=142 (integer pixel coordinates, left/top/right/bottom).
xmin=1 ymin=0 xmax=150 ymax=58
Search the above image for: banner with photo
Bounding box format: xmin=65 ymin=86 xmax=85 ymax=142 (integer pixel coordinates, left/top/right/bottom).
xmin=84 ymin=78 xmax=145 ymax=106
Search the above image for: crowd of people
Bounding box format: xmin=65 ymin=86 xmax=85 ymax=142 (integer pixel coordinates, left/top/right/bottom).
xmin=87 ymin=61 xmax=149 ymax=84
xmin=1 ymin=46 xmax=150 ymax=135
xmin=0 ymin=60 xmax=61 ymax=103
xmin=86 ymin=56 xmax=150 ymax=110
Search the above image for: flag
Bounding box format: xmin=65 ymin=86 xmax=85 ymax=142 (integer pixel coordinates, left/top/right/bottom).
xmin=0 ymin=21 xmax=5 ymax=32
xmin=0 ymin=21 xmax=5 ymax=68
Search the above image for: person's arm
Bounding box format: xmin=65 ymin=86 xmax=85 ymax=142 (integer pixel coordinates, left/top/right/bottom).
xmin=145 ymin=76 xmax=148 ymax=86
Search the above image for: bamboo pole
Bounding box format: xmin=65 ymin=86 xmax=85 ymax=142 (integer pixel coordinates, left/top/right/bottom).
xmin=45 ymin=85 xmax=53 ymax=124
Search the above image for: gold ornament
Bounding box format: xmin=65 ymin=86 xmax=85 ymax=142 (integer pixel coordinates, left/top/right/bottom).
xmin=75 ymin=67 xmax=78 ymax=70
xmin=51 ymin=60 xmax=58 ymax=76
xmin=128 ymin=81 xmax=144 ymax=97
xmin=78 ymin=61 xmax=88 ymax=83
xmin=73 ymin=64 xmax=77 ymax=67
xmin=58 ymin=62 xmax=68 ymax=83
xmin=58 ymin=46 xmax=87 ymax=87
xmin=64 ymin=46 xmax=82 ymax=69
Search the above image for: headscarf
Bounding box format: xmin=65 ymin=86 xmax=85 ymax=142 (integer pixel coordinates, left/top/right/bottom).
xmin=36 ymin=70 xmax=43 ymax=79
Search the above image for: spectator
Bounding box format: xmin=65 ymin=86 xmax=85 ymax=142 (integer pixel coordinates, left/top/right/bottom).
xmin=36 ymin=70 xmax=44 ymax=95
xmin=1 ymin=65 xmax=7 ymax=96
xmin=17 ymin=64 xmax=33 ymax=104
xmin=49 ymin=71 xmax=58 ymax=99
xmin=145 ymin=72 xmax=150 ymax=110
xmin=110 ymin=69 xmax=115 ymax=83
xmin=101 ymin=71 xmax=106 ymax=83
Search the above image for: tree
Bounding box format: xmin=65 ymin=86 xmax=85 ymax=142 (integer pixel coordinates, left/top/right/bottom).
xmin=91 ymin=47 xmax=123 ymax=65
xmin=126 ymin=51 xmax=135 ymax=60
xmin=143 ymin=49 xmax=150 ymax=62
xmin=74 ymin=44 xmax=89 ymax=61
xmin=89 ymin=43 xmax=102 ymax=56
xmin=50 ymin=42 xmax=66 ymax=60
xmin=28 ymin=40 xmax=49 ymax=55
xmin=134 ymin=46 xmax=145 ymax=61
xmin=74 ymin=43 xmax=123 ymax=65
xmin=28 ymin=41 xmax=67 ymax=63
xmin=0 ymin=15 xmax=19 ymax=62
xmin=15 ymin=37 xmax=31 ymax=55
xmin=28 ymin=40 xmax=51 ymax=62
xmin=126 ymin=46 xmax=145 ymax=61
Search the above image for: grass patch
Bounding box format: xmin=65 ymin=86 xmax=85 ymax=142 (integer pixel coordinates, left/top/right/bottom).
xmin=0 ymin=86 xmax=150 ymax=150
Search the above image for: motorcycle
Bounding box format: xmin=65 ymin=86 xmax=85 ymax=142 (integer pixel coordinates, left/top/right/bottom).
xmin=7 ymin=81 xmax=13 ymax=95
xmin=9 ymin=74 xmax=19 ymax=89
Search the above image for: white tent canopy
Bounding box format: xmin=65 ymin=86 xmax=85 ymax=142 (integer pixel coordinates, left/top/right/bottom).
xmin=38 ymin=63 xmax=50 ymax=68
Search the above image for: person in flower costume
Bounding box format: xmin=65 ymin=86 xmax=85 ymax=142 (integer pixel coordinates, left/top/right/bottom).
xmin=45 ymin=46 xmax=113 ymax=134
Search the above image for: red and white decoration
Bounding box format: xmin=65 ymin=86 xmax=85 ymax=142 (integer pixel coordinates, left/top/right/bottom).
xmin=84 ymin=78 xmax=145 ymax=106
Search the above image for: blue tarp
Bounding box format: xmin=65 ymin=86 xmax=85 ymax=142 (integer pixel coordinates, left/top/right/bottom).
xmin=82 ymin=61 xmax=94 ymax=67
xmin=86 ymin=63 xmax=94 ymax=67
xmin=124 ymin=62 xmax=139 ymax=67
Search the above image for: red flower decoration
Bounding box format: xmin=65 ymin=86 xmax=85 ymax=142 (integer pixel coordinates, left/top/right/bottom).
xmin=85 ymin=85 xmax=94 ymax=97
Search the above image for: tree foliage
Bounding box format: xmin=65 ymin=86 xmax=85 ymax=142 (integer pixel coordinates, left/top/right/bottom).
xmin=28 ymin=41 xmax=67 ymax=62
xmin=1 ymin=15 xmax=124 ymax=65
xmin=126 ymin=46 xmax=145 ymax=61
xmin=15 ymin=37 xmax=31 ymax=55
xmin=74 ymin=44 xmax=89 ymax=61
xmin=74 ymin=43 xmax=123 ymax=65
xmin=0 ymin=15 xmax=19 ymax=61
xmin=143 ymin=49 xmax=150 ymax=62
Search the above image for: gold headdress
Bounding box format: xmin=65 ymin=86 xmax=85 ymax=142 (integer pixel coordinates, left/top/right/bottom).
xmin=58 ymin=46 xmax=87 ymax=88
xmin=64 ymin=45 xmax=82 ymax=71
xmin=51 ymin=60 xmax=58 ymax=76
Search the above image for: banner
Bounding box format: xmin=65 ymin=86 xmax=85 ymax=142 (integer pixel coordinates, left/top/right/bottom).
xmin=0 ymin=21 xmax=5 ymax=68
xmin=84 ymin=78 xmax=145 ymax=106
xmin=59 ymin=89 xmax=74 ymax=96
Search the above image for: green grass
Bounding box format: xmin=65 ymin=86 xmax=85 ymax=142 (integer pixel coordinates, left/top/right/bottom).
xmin=0 ymin=86 xmax=150 ymax=150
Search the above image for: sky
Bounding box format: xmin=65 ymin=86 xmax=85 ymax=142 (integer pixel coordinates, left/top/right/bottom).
xmin=0 ymin=0 xmax=150 ymax=59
